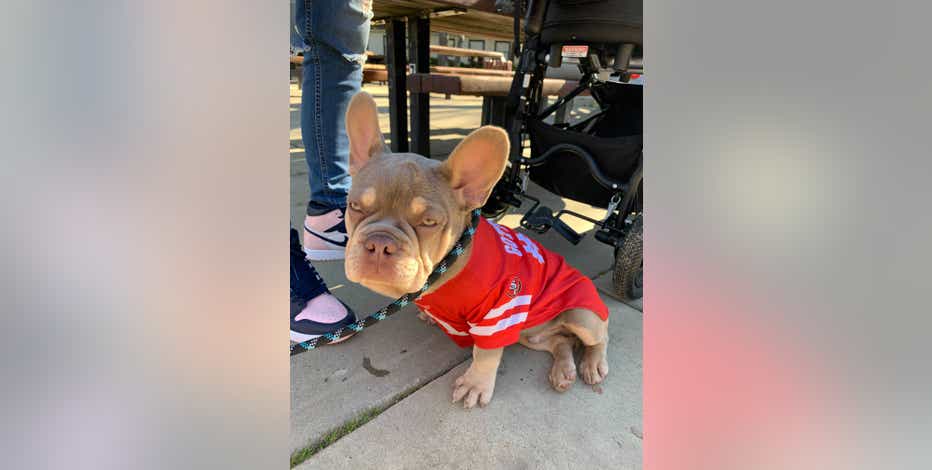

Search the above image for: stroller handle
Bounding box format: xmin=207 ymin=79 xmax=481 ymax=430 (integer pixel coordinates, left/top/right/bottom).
xmin=523 ymin=143 xmax=635 ymax=191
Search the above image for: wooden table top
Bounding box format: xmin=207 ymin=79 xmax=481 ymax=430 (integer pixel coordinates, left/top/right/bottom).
xmin=373 ymin=0 xmax=516 ymax=40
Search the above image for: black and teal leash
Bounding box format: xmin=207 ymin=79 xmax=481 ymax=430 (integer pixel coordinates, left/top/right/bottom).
xmin=290 ymin=209 xmax=481 ymax=356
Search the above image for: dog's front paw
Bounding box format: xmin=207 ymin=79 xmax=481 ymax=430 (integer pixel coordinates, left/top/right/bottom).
xmin=416 ymin=309 xmax=436 ymax=325
xmin=451 ymin=366 xmax=496 ymax=409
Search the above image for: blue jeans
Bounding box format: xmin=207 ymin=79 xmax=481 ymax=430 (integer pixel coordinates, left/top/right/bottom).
xmin=295 ymin=0 xmax=373 ymax=212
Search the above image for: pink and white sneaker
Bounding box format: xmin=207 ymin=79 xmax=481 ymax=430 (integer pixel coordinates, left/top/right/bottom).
xmin=303 ymin=207 xmax=348 ymax=261
xmin=290 ymin=291 xmax=357 ymax=344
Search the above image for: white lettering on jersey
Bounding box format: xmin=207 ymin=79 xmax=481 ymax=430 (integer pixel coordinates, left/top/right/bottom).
xmin=490 ymin=222 xmax=523 ymax=257
xmin=516 ymin=233 xmax=544 ymax=264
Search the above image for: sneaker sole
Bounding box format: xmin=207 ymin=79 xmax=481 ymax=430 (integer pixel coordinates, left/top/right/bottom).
xmin=303 ymin=248 xmax=346 ymax=261
xmin=290 ymin=330 xmax=356 ymax=345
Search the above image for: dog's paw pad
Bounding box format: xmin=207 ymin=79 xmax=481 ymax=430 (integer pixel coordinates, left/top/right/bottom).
xmin=580 ymin=358 xmax=609 ymax=385
xmin=548 ymin=361 xmax=577 ymax=392
xmin=452 ymin=371 xmax=495 ymax=409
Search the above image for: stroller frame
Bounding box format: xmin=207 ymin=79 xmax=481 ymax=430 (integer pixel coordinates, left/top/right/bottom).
xmin=483 ymin=0 xmax=643 ymax=299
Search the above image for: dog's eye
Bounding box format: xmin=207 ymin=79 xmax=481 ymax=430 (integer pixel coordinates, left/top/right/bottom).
xmin=420 ymin=217 xmax=438 ymax=227
xmin=348 ymin=201 xmax=362 ymax=212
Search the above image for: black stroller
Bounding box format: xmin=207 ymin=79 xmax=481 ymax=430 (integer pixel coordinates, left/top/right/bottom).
xmin=483 ymin=0 xmax=644 ymax=299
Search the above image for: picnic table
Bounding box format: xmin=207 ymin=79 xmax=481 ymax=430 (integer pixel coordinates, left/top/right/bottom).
xmin=373 ymin=0 xmax=514 ymax=40
xmin=372 ymin=0 xmax=516 ymax=156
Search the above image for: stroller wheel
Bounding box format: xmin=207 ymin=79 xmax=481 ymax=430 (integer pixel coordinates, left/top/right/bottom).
xmin=613 ymin=214 xmax=643 ymax=301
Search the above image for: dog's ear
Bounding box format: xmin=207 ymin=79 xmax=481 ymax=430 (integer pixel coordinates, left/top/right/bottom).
xmin=345 ymin=92 xmax=387 ymax=175
xmin=441 ymin=126 xmax=510 ymax=210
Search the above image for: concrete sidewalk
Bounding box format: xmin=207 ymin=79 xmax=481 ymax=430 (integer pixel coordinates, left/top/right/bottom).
xmin=290 ymin=83 xmax=642 ymax=467
xmin=288 ymin=187 xmax=630 ymax=455
xmin=298 ymin=290 xmax=643 ymax=470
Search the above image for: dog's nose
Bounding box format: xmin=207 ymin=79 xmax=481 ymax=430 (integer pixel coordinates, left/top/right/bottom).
xmin=364 ymin=233 xmax=398 ymax=256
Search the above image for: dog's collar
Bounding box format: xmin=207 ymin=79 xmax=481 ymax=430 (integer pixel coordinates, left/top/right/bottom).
xmin=290 ymin=209 xmax=482 ymax=354
xmin=410 ymin=208 xmax=481 ymax=297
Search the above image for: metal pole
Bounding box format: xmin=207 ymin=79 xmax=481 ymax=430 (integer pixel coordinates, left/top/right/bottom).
xmin=408 ymin=15 xmax=431 ymax=157
xmin=385 ymin=19 xmax=409 ymax=152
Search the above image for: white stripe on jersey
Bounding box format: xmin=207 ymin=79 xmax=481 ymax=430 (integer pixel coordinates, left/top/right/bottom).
xmin=469 ymin=311 xmax=529 ymax=336
xmin=421 ymin=307 xmax=469 ymax=336
xmin=483 ymin=294 xmax=533 ymax=320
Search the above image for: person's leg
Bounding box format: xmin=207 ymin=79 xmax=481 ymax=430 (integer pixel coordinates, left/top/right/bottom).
xmin=299 ymin=42 xmax=358 ymax=260
xmin=290 ymin=227 xmax=357 ymax=343
xmin=296 ymin=0 xmax=372 ymax=260
xmin=301 ymin=42 xmax=358 ymax=211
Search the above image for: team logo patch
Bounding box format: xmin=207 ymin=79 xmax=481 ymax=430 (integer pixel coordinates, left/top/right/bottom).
xmin=507 ymin=275 xmax=522 ymax=298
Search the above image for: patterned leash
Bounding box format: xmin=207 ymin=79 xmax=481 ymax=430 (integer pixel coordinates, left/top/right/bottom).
xmin=290 ymin=209 xmax=481 ymax=356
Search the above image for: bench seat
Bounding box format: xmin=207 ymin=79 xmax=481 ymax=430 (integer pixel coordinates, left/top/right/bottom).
xmin=407 ymin=73 xmax=576 ymax=97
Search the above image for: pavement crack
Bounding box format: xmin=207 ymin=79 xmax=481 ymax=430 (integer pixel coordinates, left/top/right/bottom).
xmin=590 ymin=267 xmax=613 ymax=280
xmin=291 ymin=355 xmax=470 ymax=468
xmin=630 ymin=425 xmax=643 ymax=440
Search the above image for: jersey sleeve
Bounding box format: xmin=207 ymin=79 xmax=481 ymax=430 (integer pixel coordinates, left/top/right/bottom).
xmin=447 ymin=330 xmax=475 ymax=348
xmin=418 ymin=305 xmax=475 ymax=348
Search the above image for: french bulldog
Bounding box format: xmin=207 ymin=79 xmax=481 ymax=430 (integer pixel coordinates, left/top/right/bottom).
xmin=343 ymin=92 xmax=610 ymax=408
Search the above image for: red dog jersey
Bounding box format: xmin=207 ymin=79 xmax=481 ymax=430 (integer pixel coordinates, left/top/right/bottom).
xmin=414 ymin=218 xmax=609 ymax=349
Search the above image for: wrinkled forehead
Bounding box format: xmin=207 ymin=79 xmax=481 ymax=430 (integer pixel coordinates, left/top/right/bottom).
xmin=353 ymin=154 xmax=451 ymax=213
